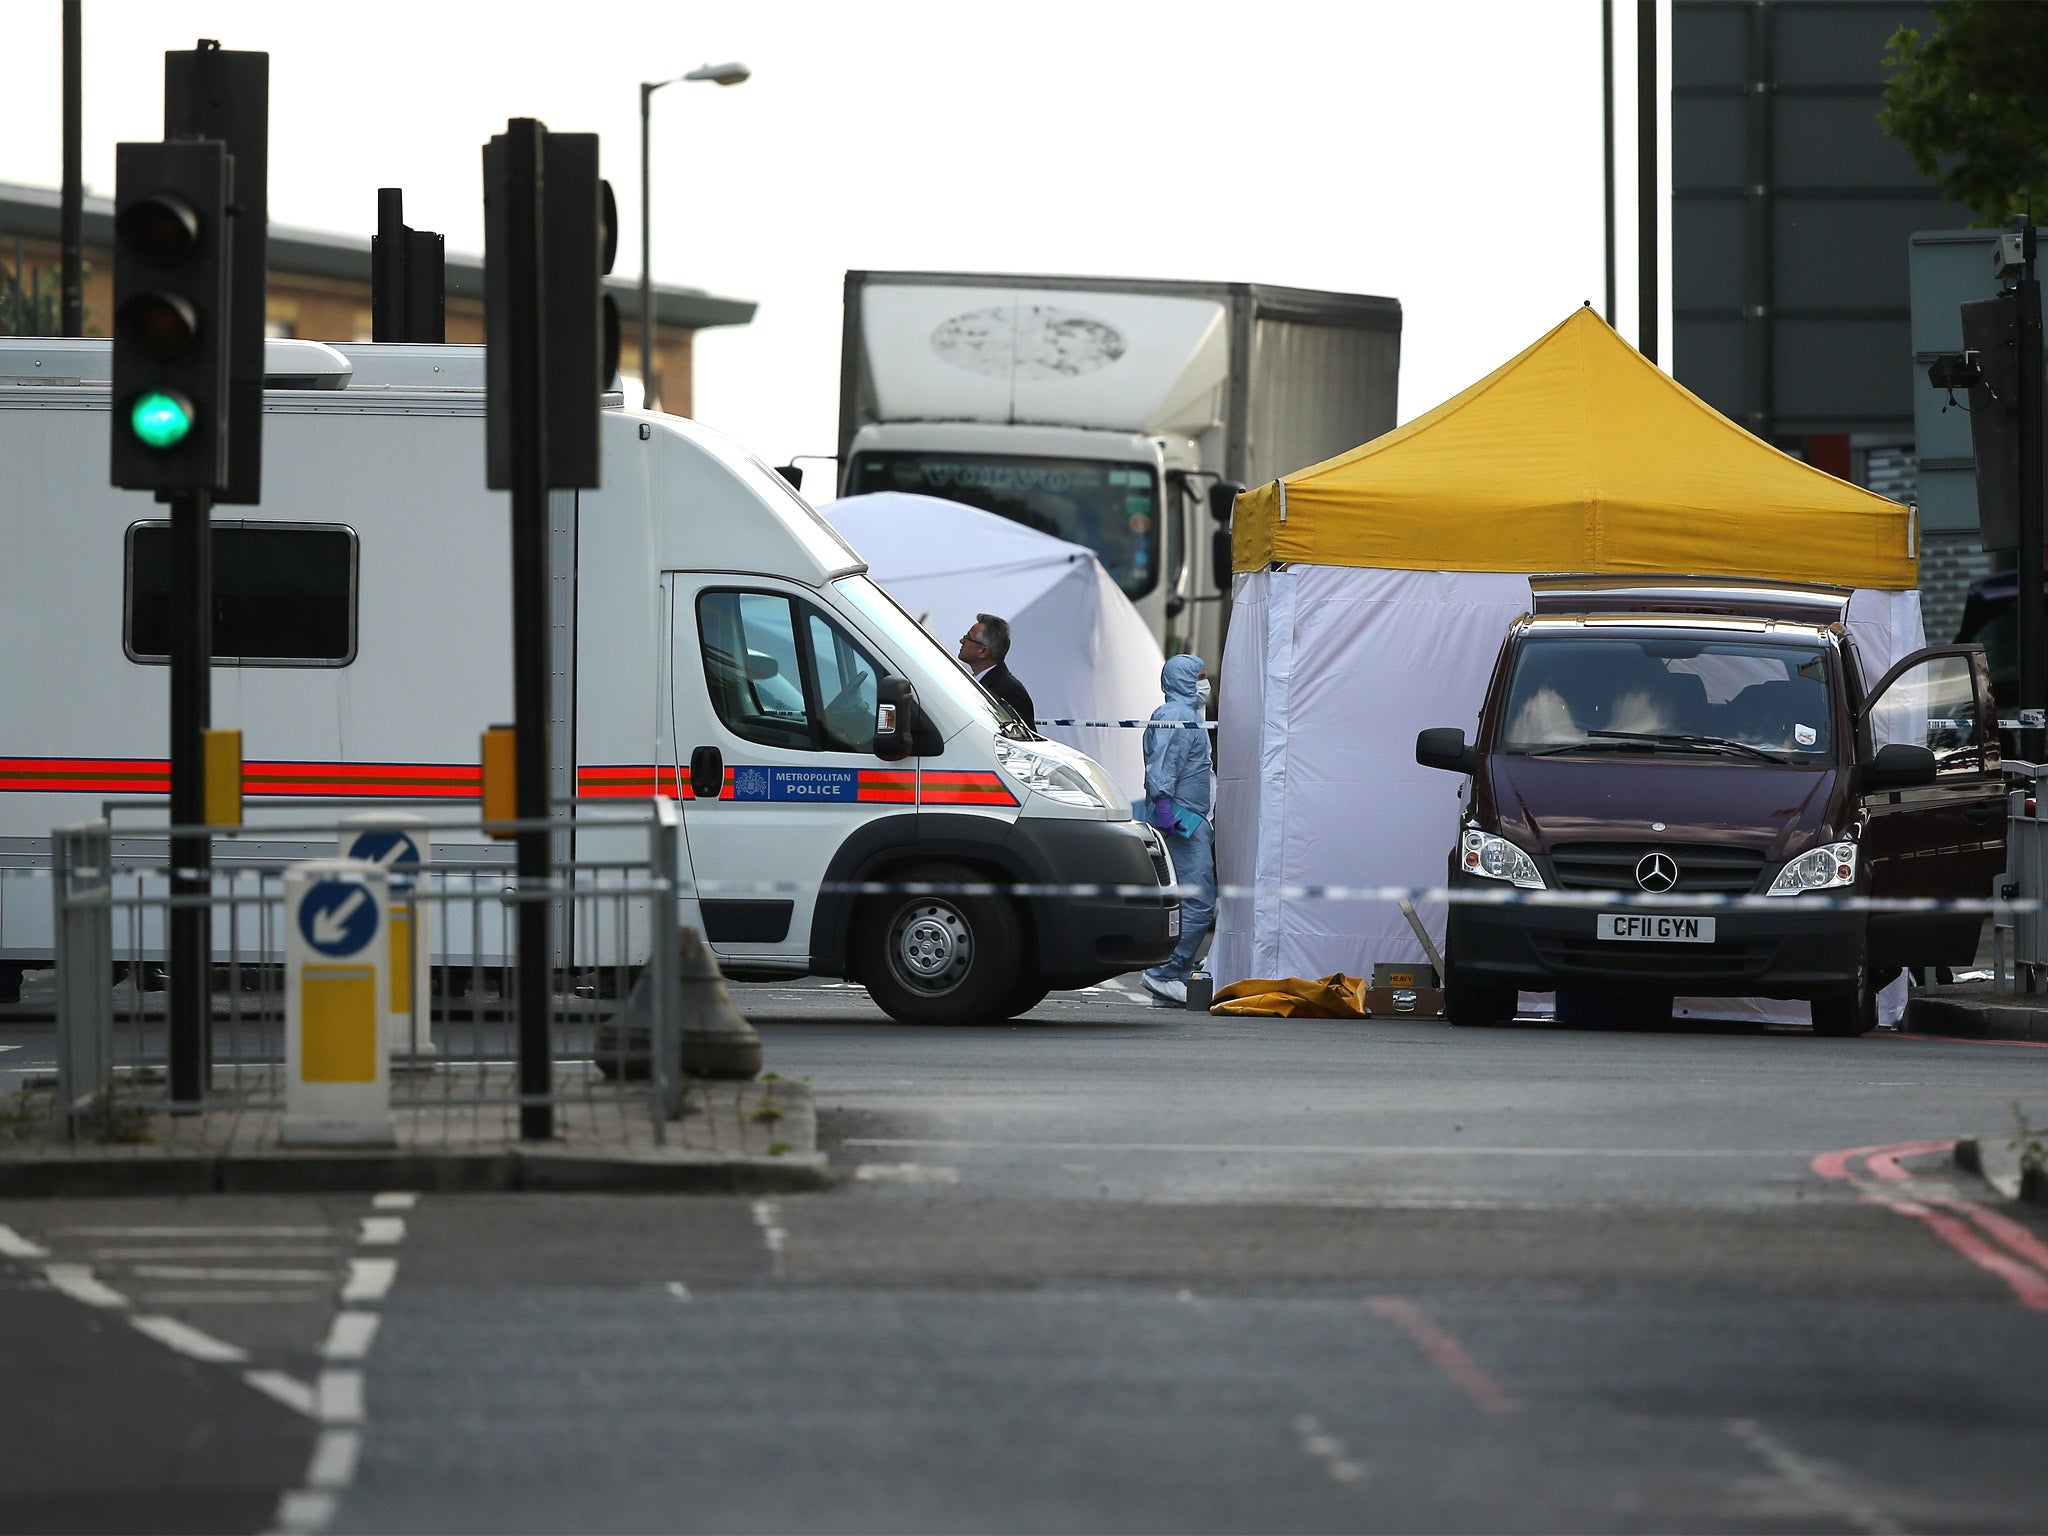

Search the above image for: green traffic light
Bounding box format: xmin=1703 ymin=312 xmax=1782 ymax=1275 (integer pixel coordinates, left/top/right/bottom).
xmin=129 ymin=391 xmax=194 ymax=450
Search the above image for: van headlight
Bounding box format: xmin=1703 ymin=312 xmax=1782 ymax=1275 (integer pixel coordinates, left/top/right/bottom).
xmin=1768 ymin=840 xmax=1857 ymax=896
xmin=1461 ymin=827 xmax=1545 ymax=889
xmin=993 ymin=740 xmax=1118 ymax=810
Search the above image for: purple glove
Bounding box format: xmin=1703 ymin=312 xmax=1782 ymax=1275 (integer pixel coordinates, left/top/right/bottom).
xmin=1149 ymin=793 xmax=1177 ymax=831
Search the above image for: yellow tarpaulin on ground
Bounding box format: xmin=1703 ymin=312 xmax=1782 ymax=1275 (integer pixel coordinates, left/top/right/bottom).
xmin=1211 ymin=974 xmax=1370 ymax=1018
xmin=1233 ymin=307 xmax=1916 ymax=590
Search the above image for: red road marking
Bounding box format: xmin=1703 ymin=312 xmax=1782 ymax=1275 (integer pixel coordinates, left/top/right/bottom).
xmin=1809 ymin=1140 xmax=1952 ymax=1183
xmin=1937 ymin=1196 xmax=2048 ymax=1277
xmin=1364 ymin=1296 xmax=1523 ymax=1416
xmin=1861 ymin=1193 xmax=2048 ymax=1312
xmin=1816 ymin=1139 xmax=2048 ymax=1313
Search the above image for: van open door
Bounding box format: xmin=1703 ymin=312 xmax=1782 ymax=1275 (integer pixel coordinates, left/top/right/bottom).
xmin=1857 ymin=644 xmax=2005 ymax=970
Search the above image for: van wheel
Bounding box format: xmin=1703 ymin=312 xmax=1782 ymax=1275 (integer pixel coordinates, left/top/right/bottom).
xmin=1444 ymin=960 xmax=1517 ymax=1026
xmin=859 ymin=862 xmax=1024 ymax=1025
xmin=1811 ymin=965 xmax=1877 ymax=1037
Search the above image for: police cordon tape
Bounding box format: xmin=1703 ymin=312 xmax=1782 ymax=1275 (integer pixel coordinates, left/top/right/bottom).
xmin=1034 ymin=718 xmax=1212 ymax=729
xmin=675 ymin=876 xmax=2025 ymax=916
xmin=34 ymin=865 xmax=2028 ymax=916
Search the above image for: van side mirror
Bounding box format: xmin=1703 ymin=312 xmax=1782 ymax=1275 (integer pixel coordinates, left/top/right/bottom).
xmin=1208 ymin=480 xmax=1244 ymax=523
xmin=875 ymin=676 xmax=922 ymax=761
xmin=1212 ymin=528 xmax=1233 ymax=592
xmin=1416 ymin=727 xmax=1479 ymax=775
xmin=1864 ymin=741 xmax=1937 ymax=790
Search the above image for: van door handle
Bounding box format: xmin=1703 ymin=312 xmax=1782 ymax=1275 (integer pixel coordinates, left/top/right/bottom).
xmin=690 ymin=746 xmax=724 ymax=800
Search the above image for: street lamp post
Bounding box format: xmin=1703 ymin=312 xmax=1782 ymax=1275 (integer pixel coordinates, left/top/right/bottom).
xmin=639 ymin=61 xmax=749 ymax=413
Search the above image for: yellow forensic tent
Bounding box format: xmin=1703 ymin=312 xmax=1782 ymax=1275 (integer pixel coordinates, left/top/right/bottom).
xmin=1233 ymin=306 xmax=1917 ymax=590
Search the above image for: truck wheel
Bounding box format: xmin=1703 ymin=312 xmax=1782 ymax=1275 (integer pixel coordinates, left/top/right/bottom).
xmin=859 ymin=862 xmax=1024 ymax=1025
xmin=1444 ymin=960 xmax=1517 ymax=1026
xmin=1811 ymin=965 xmax=1876 ymax=1037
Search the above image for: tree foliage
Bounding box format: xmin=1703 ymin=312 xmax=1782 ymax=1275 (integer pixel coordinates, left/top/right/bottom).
xmin=1881 ymin=1 xmax=2048 ymax=227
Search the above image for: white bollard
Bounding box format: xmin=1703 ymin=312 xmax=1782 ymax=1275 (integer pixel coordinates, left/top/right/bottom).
xmin=282 ymin=859 xmax=395 ymax=1147
xmin=339 ymin=814 xmax=434 ymax=1062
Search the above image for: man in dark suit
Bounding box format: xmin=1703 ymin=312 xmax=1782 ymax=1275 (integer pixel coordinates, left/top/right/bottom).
xmin=959 ymin=613 xmax=1035 ymax=727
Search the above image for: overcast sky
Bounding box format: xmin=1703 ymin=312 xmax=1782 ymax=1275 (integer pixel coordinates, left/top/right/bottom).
xmin=7 ymin=1 xmax=1668 ymax=471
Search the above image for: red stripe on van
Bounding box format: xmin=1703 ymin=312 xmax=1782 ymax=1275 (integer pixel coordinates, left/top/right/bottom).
xmin=919 ymin=770 xmax=1017 ymax=807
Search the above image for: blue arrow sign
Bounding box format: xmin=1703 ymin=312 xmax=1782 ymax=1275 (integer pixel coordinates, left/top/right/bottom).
xmin=299 ymin=879 xmax=380 ymax=958
xmin=345 ymin=829 xmax=423 ymax=874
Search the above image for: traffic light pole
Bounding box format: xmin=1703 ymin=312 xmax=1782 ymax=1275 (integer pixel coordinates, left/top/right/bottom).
xmin=2019 ymin=237 xmax=2045 ymax=764
xmin=168 ymin=487 xmax=213 ymax=1108
xmin=488 ymin=121 xmax=557 ymax=1141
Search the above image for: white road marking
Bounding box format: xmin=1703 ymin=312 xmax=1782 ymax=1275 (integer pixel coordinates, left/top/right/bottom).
xmin=1725 ymin=1419 xmax=1902 ymax=1536
xmin=317 ymin=1369 xmax=365 ymax=1425
xmin=44 ymin=1263 xmax=127 ymax=1308
xmin=0 ymin=1224 xmax=49 ymax=1259
xmin=244 ymin=1370 xmax=318 ymax=1418
xmin=667 ymin=1281 xmax=691 ymax=1301
xmin=357 ymin=1217 xmax=405 ymax=1245
xmin=130 ymin=1314 xmax=248 ymax=1363
xmin=371 ymin=1192 xmax=417 ymax=1210
xmin=86 ymin=1246 xmax=339 ymax=1259
xmin=306 ymin=1429 xmax=361 ymax=1488
xmin=65 ymin=1236 xmax=331 ymax=1245
xmin=320 ymin=1311 xmax=380 ymax=1361
xmin=853 ymin=1162 xmax=961 ymax=1184
xmin=271 ymin=1490 xmax=338 ymax=1534
xmin=846 ymin=1137 xmax=1809 ymax=1158
xmin=341 ymin=1257 xmax=396 ymax=1302
xmin=751 ymin=1200 xmax=787 ymax=1278
xmin=1293 ymin=1413 xmax=1370 ymax=1487
xmin=130 ymin=1265 xmax=332 ymax=1282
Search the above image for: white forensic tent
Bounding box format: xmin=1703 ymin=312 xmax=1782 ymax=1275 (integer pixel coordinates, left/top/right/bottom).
xmin=1212 ymin=309 xmax=1926 ymax=1003
xmin=819 ymin=492 xmax=1166 ymax=800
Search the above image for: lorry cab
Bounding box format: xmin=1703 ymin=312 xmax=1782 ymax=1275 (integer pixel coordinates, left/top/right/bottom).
xmin=1415 ymin=579 xmax=2004 ymax=1036
xmin=840 ymin=420 xmax=1225 ymax=659
xmin=0 ymin=336 xmax=1177 ymax=1023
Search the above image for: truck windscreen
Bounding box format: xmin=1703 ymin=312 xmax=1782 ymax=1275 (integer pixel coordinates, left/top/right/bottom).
xmin=1499 ymin=635 xmax=1835 ymax=759
xmin=847 ymin=452 xmax=1160 ymax=598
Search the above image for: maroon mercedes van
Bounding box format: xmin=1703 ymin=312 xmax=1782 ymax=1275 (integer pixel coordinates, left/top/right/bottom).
xmin=1415 ymin=579 xmax=2006 ymax=1035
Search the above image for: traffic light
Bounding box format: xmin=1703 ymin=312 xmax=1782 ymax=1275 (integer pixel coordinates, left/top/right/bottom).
xmin=164 ymin=42 xmax=269 ymax=505
xmin=540 ymin=132 xmax=617 ymax=489
xmin=110 ymin=139 xmax=231 ymax=492
xmin=1961 ymin=292 xmax=2023 ymax=553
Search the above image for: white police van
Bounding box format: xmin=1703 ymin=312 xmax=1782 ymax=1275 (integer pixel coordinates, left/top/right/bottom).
xmin=0 ymin=338 xmax=1177 ymax=1023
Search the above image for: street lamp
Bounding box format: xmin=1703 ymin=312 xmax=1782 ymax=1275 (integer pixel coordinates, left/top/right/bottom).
xmin=639 ymin=60 xmax=750 ymax=413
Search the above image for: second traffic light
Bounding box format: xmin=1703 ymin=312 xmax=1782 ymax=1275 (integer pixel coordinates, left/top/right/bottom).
xmin=110 ymin=139 xmax=231 ymax=493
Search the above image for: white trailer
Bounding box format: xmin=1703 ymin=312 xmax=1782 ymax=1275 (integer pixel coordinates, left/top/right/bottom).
xmin=0 ymin=337 xmax=1177 ymax=1023
xmin=836 ymin=271 xmax=1402 ymax=665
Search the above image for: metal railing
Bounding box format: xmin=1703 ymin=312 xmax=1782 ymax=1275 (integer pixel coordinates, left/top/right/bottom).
xmin=44 ymin=798 xmax=684 ymax=1144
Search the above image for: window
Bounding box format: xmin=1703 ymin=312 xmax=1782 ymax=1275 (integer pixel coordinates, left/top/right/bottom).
xmin=1499 ymin=635 xmax=1835 ymax=758
xmin=846 ymin=450 xmax=1161 ymax=598
xmin=697 ymin=590 xmax=883 ymax=753
xmin=1866 ymin=653 xmax=1985 ymax=775
xmin=126 ymin=522 xmax=356 ymax=666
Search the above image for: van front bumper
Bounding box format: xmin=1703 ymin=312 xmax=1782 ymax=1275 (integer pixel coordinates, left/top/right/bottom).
xmin=1004 ymin=817 xmax=1179 ymax=986
xmin=1446 ymin=877 xmax=1866 ymax=998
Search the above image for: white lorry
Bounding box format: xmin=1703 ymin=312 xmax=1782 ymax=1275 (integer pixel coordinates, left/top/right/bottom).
xmin=835 ymin=271 xmax=1403 ymax=663
xmin=0 ymin=337 xmax=1178 ymax=1023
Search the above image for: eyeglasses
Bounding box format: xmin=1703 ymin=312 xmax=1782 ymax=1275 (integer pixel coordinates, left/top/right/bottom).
xmin=959 ymin=634 xmax=987 ymax=651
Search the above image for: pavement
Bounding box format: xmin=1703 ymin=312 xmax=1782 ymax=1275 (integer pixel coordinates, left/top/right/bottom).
xmin=0 ymin=958 xmax=826 ymax=1196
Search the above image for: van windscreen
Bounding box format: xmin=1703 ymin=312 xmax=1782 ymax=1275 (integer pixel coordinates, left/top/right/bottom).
xmin=1498 ymin=635 xmax=1833 ymax=759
